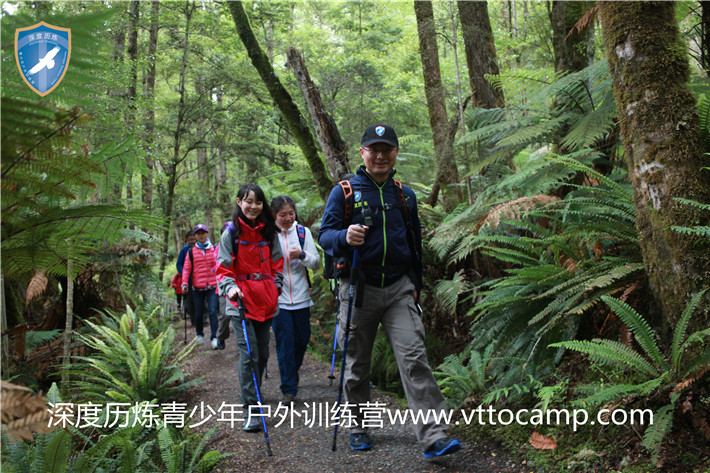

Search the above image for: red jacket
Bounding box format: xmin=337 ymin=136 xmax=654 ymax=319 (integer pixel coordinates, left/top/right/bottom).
xmin=216 ymin=218 xmax=283 ymax=322
xmin=182 ymin=244 xmax=218 ymax=289
xmin=171 ymin=273 xmax=183 ymax=295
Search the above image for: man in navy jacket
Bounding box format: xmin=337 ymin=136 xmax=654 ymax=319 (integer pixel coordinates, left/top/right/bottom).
xmin=176 ymin=230 xmax=197 ymax=324
xmin=319 ymin=124 xmax=460 ymax=458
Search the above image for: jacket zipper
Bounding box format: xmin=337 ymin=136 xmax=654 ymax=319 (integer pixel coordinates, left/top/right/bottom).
xmin=363 ymin=170 xmax=391 ymax=287
xmin=284 ymin=230 xmax=293 ymax=303
xmin=378 ymin=185 xmax=387 ymax=286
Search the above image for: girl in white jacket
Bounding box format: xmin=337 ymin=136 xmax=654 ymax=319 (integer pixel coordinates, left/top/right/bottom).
xmin=271 ymin=196 xmax=321 ymax=402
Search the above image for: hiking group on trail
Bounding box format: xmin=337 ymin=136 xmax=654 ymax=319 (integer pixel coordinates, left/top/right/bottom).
xmin=175 ymin=124 xmax=460 ymax=459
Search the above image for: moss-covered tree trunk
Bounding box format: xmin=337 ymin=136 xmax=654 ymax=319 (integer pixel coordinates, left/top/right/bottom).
xmin=457 ymin=0 xmax=504 ymax=109
xmin=229 ymin=1 xmax=332 ymax=202
xmin=600 ymin=2 xmax=710 ymax=331
xmin=414 ymin=0 xmax=461 ymax=208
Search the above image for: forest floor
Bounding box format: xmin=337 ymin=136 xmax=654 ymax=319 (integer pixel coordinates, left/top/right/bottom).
xmin=175 ymin=318 xmax=530 ymax=473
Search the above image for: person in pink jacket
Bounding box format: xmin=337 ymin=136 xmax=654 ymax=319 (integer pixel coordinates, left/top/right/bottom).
xmin=181 ymin=224 xmax=219 ymax=347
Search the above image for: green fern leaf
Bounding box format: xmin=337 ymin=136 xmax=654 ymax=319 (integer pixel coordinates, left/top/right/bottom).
xmin=642 ymin=404 xmax=674 ymax=461
xmin=601 ymin=296 xmax=667 ymax=371
xmin=671 ymin=289 xmax=708 ymax=370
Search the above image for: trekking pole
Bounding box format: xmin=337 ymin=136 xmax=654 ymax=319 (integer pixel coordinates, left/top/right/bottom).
xmin=238 ymin=298 xmax=273 ymax=456
xmin=327 ymin=289 xmax=340 ymax=385
xmin=331 ymin=248 xmax=358 ymax=451
xmin=328 ymin=319 xmax=338 ymax=385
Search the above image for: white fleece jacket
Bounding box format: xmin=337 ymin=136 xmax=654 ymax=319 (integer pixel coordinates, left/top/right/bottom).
xmin=277 ymin=222 xmax=321 ymax=309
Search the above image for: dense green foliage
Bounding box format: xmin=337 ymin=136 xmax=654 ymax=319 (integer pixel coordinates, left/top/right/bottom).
xmin=66 ymin=304 xmax=200 ymax=404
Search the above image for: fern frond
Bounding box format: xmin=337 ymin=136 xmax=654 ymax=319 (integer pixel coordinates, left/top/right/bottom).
xmin=549 ymin=339 xmax=660 ymax=378
xmin=671 ymin=289 xmax=708 ymax=370
xmin=642 ymin=404 xmax=674 ymax=461
xmin=601 ymin=296 xmax=667 ymax=370
xmin=434 ymin=271 xmax=471 ymax=314
xmin=573 ymin=377 xmax=664 ymax=407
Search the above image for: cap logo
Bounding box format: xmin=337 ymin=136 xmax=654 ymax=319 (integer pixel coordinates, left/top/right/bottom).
xmin=375 ymin=126 xmax=385 ymax=136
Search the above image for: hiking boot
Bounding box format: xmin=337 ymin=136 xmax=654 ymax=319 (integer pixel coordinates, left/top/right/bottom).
xmin=243 ymin=415 xmax=261 ymax=432
xmin=217 ymin=340 xmax=225 ymax=350
xmin=349 ymin=432 xmax=372 ymax=451
xmin=195 ymin=335 xmax=204 ymax=345
xmin=423 ymin=437 xmax=461 ymax=459
xmin=282 ymin=393 xmax=296 ymax=404
xmin=211 ymin=338 xmax=219 ymax=350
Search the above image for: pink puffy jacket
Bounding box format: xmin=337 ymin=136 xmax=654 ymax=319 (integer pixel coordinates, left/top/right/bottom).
xmin=182 ymin=245 xmax=218 ymax=289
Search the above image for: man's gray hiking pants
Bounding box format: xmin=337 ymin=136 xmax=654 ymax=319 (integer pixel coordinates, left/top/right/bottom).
xmin=337 ymin=275 xmax=449 ymax=452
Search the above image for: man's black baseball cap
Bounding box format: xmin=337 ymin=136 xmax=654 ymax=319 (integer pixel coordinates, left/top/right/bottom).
xmin=361 ymin=124 xmax=399 ymax=147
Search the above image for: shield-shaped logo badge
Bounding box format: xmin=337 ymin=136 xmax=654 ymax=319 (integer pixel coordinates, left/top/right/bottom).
xmin=354 ymin=191 xmax=362 ymax=202
xmin=375 ymin=126 xmax=385 ymax=136
xmin=15 ymin=22 xmax=71 ymax=96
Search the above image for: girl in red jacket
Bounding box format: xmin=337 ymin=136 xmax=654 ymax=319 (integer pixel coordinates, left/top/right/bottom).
xmin=216 ymin=183 xmax=283 ymax=432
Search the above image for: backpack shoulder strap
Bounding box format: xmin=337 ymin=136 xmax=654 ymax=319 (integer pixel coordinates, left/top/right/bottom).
xmin=392 ymin=179 xmax=410 ymax=229
xmin=295 ymin=224 xmax=312 ymax=288
xmin=226 ymin=221 xmax=240 ymax=263
xmin=296 ymin=224 xmax=306 ymax=249
xmin=339 ymin=180 xmax=354 ymax=227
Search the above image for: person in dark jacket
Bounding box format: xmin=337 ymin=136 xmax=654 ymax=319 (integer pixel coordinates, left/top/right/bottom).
xmin=318 ymin=124 xmax=460 ymax=458
xmin=176 ymin=230 xmax=197 ymax=325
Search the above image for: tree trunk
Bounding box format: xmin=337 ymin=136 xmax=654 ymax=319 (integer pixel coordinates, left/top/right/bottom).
xmin=550 ymin=1 xmax=594 ymax=74
xmin=61 ymin=259 xmax=74 ymax=390
xmin=214 ymin=91 xmax=230 ymax=223
xmin=448 ymin=1 xmax=472 ymax=203
xmin=195 ymin=77 xmax=213 ymax=229
xmin=414 ymin=0 xmax=461 ymax=208
xmin=286 ymin=47 xmax=350 ymax=181
xmin=160 ymin=0 xmax=194 ymax=279
xmin=600 ymin=1 xmax=710 ymax=331
xmin=109 ymin=5 xmax=127 ymax=203
xmin=457 ymin=0 xmax=504 ymax=109
xmin=701 ymin=1 xmax=710 ymax=79
xmin=228 ymin=1 xmax=332 ymax=201
xmin=126 ymin=0 xmax=140 ymax=109
xmin=124 ymin=0 xmax=140 ymax=204
xmin=1 ymin=276 xmax=8 ymax=377
xmin=111 ymin=6 xmax=126 ymax=85
xmin=142 ymin=0 xmax=159 ymax=210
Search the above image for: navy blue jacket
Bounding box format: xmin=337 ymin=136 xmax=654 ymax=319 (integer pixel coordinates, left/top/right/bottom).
xmin=318 ymin=166 xmax=423 ymax=289
xmin=176 ymin=244 xmax=191 ymax=275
